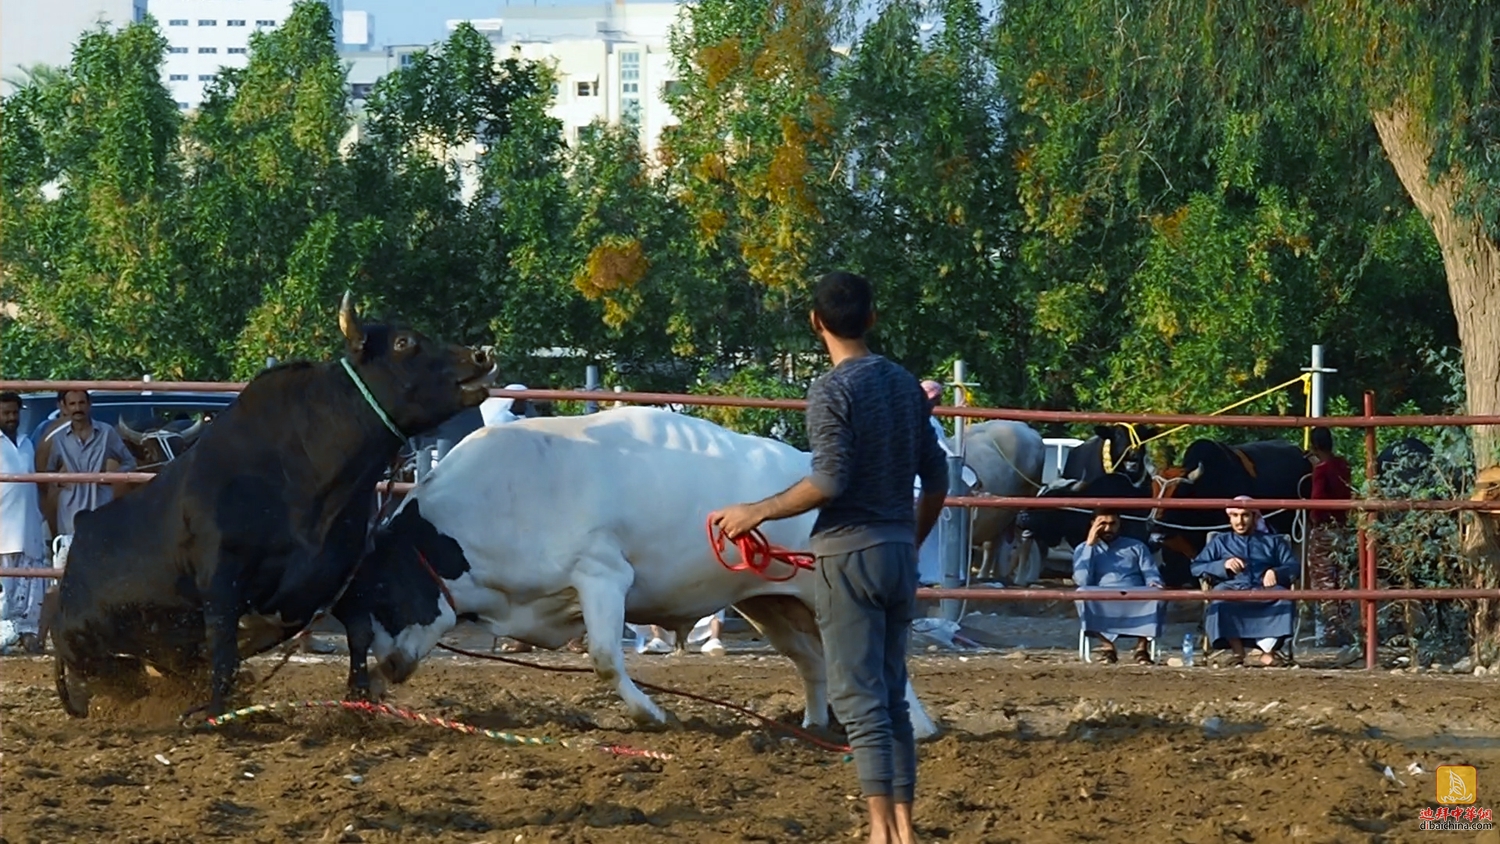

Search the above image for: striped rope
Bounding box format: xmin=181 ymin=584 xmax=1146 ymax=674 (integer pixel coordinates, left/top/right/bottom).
xmin=198 ymin=699 xmax=674 ymax=760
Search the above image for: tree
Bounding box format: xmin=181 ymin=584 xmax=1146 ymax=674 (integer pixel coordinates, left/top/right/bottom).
xmin=661 ymin=0 xmax=844 ymax=349
xmin=830 ymin=0 xmax=1021 ymax=399
xmin=0 ymin=19 xmax=198 ymax=379
xmin=996 ymin=0 xmax=1499 ymax=660
xmin=182 ymin=0 xmax=359 ymax=377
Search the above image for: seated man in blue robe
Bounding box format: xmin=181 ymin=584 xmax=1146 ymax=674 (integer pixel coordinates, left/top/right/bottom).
xmin=1073 ymin=509 xmax=1165 ymax=664
xmin=1191 ymin=496 xmax=1301 ymax=667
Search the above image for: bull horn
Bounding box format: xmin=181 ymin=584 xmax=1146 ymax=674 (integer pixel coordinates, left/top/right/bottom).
xmin=1184 ymin=465 xmax=1204 ymax=483
xmin=116 ymin=418 xmax=146 ymax=445
xmin=179 ymin=417 xmax=205 ymax=443
xmin=338 ymin=290 xmax=364 ymax=351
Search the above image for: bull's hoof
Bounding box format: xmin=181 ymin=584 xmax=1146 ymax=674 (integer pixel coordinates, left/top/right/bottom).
xmin=628 ymin=707 xmax=680 ymax=732
xmin=55 ymin=656 xmax=90 ymax=718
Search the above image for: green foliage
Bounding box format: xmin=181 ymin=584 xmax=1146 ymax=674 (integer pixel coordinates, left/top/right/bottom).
xmin=686 ymin=363 xmax=811 ymax=450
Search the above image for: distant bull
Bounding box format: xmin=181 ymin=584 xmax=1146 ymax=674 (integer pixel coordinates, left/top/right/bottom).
xmin=45 ymin=293 xmax=497 ymax=719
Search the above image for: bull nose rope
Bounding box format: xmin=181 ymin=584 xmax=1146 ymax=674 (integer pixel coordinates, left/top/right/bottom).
xmin=197 ymin=699 xmax=673 ymax=760
xmin=707 ymin=517 xmax=816 ymax=582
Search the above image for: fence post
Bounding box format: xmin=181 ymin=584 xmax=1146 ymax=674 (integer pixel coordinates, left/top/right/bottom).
xmin=1303 ymin=344 xmax=1336 ymax=640
xmin=939 ymin=360 xmax=972 ymax=623
xmin=1362 ymin=390 xmax=1378 ymax=670
xmin=585 ymin=365 xmax=601 ymax=415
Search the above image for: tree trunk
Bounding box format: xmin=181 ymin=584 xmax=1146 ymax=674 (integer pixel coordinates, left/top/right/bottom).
xmin=1372 ymin=106 xmax=1500 ymax=667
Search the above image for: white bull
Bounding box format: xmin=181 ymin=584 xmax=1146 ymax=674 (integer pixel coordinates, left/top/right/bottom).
xmin=943 ymin=420 xmax=1046 ymax=585
xmin=334 ymin=406 xmax=939 ymax=739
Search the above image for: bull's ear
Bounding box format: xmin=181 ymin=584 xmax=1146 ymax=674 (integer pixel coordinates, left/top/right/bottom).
xmin=338 ymin=290 xmax=365 ymax=356
xmin=1094 ymin=425 xmax=1114 ymax=439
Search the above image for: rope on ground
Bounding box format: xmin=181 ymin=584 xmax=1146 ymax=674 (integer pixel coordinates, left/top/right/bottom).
xmin=194 ymin=698 xmax=673 ymax=760
xmin=434 ymin=641 xmax=853 ymax=755
xmin=707 ymin=517 xmax=817 ymax=582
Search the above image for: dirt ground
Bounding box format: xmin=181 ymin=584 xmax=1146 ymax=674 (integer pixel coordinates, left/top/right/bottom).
xmin=4 ymin=627 xmax=1500 ymax=844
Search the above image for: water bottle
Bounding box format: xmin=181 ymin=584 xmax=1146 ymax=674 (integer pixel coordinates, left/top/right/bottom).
xmin=1182 ymin=633 xmax=1195 ymax=667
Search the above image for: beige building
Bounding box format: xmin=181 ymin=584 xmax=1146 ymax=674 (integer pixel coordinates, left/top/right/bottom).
xmin=449 ymin=1 xmax=686 ymax=153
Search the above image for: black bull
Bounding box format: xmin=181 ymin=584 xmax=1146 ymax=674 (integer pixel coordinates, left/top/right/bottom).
xmin=1016 ymin=439 xmax=1313 ymax=587
xmin=44 ymin=294 xmax=497 ymax=719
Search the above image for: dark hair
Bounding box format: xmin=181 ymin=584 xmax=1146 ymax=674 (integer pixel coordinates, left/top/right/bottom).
xmin=1091 ymin=508 xmax=1118 ymax=519
xmin=0 ymin=391 xmax=20 ymax=408
xmin=56 ymin=389 xmax=90 ymax=404
xmin=1311 ymin=427 xmax=1334 ymax=453
xmin=812 ymin=271 xmax=874 ymax=340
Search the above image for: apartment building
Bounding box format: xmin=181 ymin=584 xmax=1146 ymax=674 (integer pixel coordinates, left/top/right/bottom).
xmin=149 ymin=0 xmax=344 ymax=109
xmin=452 ymin=1 xmax=686 ymax=153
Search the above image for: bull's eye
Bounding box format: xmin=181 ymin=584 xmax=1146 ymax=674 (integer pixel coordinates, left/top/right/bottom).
xmin=393 ymin=334 xmax=414 ymax=353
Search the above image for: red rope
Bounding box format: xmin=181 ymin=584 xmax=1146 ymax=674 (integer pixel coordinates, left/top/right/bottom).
xmin=706 ymin=516 xmax=817 ymax=583
xmin=435 ymin=642 xmax=852 ymax=754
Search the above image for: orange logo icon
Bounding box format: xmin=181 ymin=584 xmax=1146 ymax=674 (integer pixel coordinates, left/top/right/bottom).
xmin=1436 ymin=765 xmax=1477 ymax=805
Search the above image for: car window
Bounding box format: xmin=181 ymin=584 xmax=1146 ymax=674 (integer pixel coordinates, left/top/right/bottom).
xmin=20 ymin=394 xmax=236 ymax=443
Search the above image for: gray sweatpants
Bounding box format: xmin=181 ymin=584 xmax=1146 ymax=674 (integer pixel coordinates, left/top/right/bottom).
xmin=815 ymin=542 xmax=918 ymax=803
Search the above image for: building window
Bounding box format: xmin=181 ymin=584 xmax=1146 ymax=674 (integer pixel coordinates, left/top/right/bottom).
xmin=227 ymin=47 xmax=247 ymax=54
xmin=621 ymin=50 xmax=640 ymax=79
xmin=169 ymin=74 xmax=188 ymax=81
xmin=399 ymin=53 xmax=414 ymax=67
xmin=228 ymin=19 xmax=246 ymax=26
xmin=663 ymin=79 xmax=683 ymax=98
xmin=169 ymin=46 xmax=188 ymax=54
xmin=351 ymin=83 xmax=374 ymax=100
xmin=198 ymin=47 xmax=217 ymax=53
xmin=623 ymin=98 xmax=641 ymax=124
xmin=198 ymin=74 xmax=214 ymax=81
xmin=576 ymin=80 xmax=597 ymax=97
xmin=168 ymin=19 xmax=187 ymax=26
xmin=178 ymin=102 xmax=190 ymax=109
xmin=198 ymin=19 xmax=216 ymax=26
xmin=255 ymin=19 xmax=275 ymax=26
xmin=623 ymin=81 xmax=639 ymax=94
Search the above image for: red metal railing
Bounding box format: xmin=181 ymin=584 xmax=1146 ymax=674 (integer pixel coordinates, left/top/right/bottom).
xmin=6 ymin=379 xmax=1500 ymax=427
xmin=5 ymin=379 xmax=1497 ymax=673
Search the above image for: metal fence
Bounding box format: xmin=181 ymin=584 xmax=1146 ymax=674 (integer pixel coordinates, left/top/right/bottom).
xmin=4 ymin=377 xmax=1498 ymax=672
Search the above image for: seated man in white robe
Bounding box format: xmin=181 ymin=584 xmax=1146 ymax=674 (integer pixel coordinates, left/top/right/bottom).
xmin=1072 ymin=509 xmax=1165 ymax=664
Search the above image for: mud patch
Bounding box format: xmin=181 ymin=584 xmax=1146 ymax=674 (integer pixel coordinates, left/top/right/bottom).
xmin=3 ymin=648 xmax=1498 ymax=842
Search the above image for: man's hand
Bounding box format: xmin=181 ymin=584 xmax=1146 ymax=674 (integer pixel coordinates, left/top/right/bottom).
xmin=1225 ymin=557 xmax=1246 ymax=574
xmin=1261 ymin=569 xmax=1278 ymax=588
xmin=710 ymin=503 xmax=766 ymax=540
xmin=1086 ymin=521 xmax=1107 ymax=546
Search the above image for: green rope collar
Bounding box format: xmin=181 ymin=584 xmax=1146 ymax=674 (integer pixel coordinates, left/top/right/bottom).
xmin=341 ymin=357 xmax=406 ymax=442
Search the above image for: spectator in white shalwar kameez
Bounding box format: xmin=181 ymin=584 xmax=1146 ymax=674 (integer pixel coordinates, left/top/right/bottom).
xmin=1 ymin=392 xmax=51 ymax=654
xmin=1072 ymin=509 xmax=1164 ymax=664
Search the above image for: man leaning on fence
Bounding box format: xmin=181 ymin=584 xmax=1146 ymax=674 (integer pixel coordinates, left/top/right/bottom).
xmin=1 ymin=392 xmax=51 ymax=654
xmin=41 ymin=389 xmax=136 ymax=539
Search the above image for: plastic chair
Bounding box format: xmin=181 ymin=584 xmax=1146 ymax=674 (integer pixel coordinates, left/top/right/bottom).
xmin=1197 ymin=531 xmax=1298 ymax=662
xmin=1078 ymin=623 xmax=1162 ymax=664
